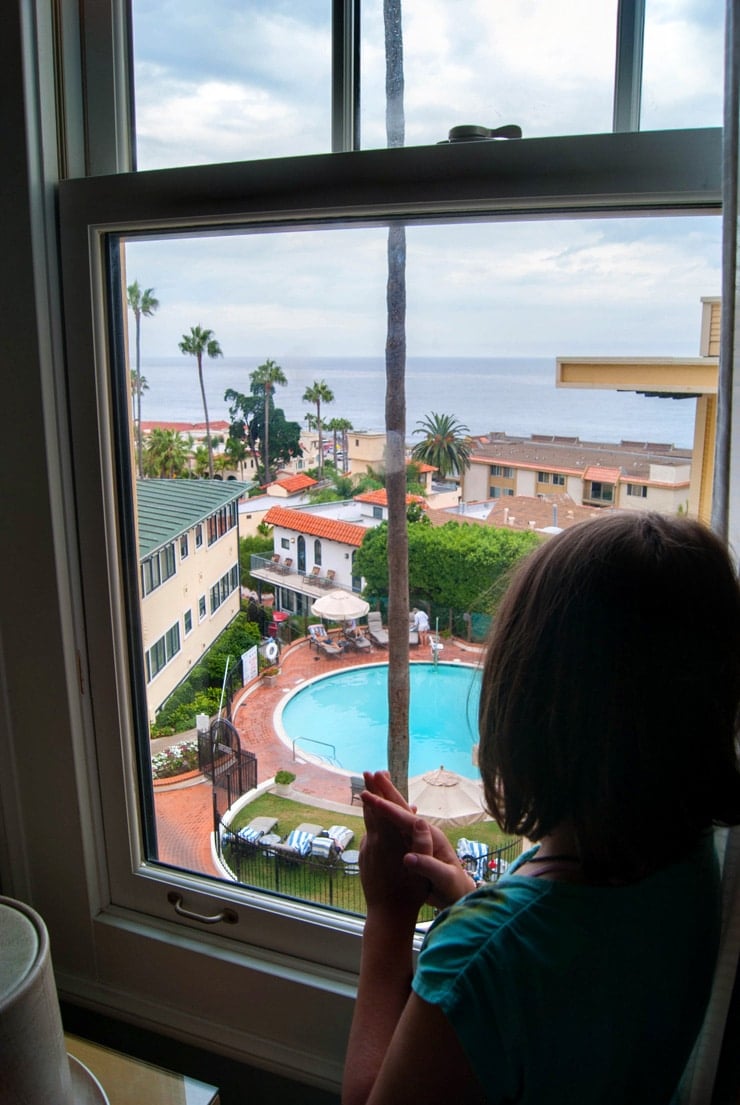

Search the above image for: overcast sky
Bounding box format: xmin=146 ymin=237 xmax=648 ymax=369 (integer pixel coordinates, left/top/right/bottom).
xmin=126 ymin=1 xmax=724 ymax=361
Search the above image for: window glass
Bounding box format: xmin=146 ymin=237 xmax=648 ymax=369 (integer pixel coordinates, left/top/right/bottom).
xmin=641 ymin=0 xmax=724 ymax=130
xmin=361 ymin=0 xmax=622 ymax=147
xmin=130 ymin=0 xmax=332 ymax=170
xmin=118 ymin=210 xmax=719 ymax=911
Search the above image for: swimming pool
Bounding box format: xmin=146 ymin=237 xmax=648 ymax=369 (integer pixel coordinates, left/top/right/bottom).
xmin=277 ymin=662 xmax=482 ymax=779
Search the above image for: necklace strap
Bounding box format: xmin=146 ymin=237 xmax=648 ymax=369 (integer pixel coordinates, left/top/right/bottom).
xmin=523 ymin=852 xmax=581 ymax=865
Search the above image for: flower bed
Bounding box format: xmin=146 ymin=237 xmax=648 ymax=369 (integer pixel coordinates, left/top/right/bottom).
xmin=152 ymin=739 xmax=200 ymax=780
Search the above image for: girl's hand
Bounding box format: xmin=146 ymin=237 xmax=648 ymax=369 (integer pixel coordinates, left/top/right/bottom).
xmin=358 ymin=789 xmax=433 ymax=923
xmin=360 ymin=773 xmax=476 ymax=910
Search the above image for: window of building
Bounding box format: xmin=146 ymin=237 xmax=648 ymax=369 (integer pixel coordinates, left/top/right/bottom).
xmin=372 ymin=505 xmax=383 ymax=519
xmin=141 ymin=542 xmax=176 ymax=597
xmin=198 ymin=595 xmax=206 ymax=621
xmin=314 ymin=539 xmax=322 ymax=566
xmin=281 ymin=536 xmax=290 ymax=550
xmin=589 ymin=481 xmax=615 ymax=503
xmin=552 ymin=473 xmax=566 ymax=486
xmin=491 ymin=465 xmax=515 ymax=479
xmin=184 ymin=609 xmax=192 ymax=635
xmin=145 ymin=621 xmax=181 ymax=682
xmin=180 ymin=533 xmax=189 ymax=559
xmin=210 ymin=563 xmax=240 ymax=614
xmin=627 ymin=483 xmax=648 ymax=497
xmin=537 ymin=471 xmax=551 ymax=483
xmin=195 ymin=524 xmax=203 ymax=548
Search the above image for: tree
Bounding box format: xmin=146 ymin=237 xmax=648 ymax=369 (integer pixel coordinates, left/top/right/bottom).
xmin=411 ymin=412 xmax=472 ymax=480
xmin=178 ymin=326 xmax=223 ymax=478
xmin=143 ymin=428 xmax=191 ymax=479
xmin=225 ymin=383 xmax=301 ymax=480
xmin=127 ymin=280 xmax=159 ymax=477
xmin=251 ymin=359 xmax=287 ymax=482
xmin=383 ymin=0 xmax=409 ymax=795
xmin=302 ymin=379 xmax=334 ymax=478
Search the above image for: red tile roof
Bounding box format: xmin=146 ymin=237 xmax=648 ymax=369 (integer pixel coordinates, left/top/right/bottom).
xmin=141 ymin=420 xmax=230 ymax=433
xmin=271 ymin=473 xmax=318 ymax=493
xmin=264 ymin=506 xmax=367 ymax=546
xmin=583 ymin=466 xmax=622 ymax=483
xmin=354 ymin=489 xmax=426 ymax=507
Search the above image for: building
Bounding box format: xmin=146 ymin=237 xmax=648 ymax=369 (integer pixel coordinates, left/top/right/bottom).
xmin=461 ymin=433 xmax=692 ymax=515
xmin=136 ymin=480 xmax=249 ymax=721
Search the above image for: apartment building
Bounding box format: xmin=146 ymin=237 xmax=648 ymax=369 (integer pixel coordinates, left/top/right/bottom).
xmin=461 ymin=434 xmax=692 ymax=515
xmin=137 ymin=479 xmax=249 ymax=720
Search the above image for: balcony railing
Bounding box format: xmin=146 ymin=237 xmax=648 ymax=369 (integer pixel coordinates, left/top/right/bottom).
xmin=250 ymin=554 xmax=356 ymax=595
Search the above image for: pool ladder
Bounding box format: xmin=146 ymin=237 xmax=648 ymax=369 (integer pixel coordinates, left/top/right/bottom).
xmin=292 ymin=736 xmax=341 ymax=768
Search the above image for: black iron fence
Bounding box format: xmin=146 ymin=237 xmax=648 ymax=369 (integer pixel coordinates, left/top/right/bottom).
xmin=217 ymin=832 xmax=522 ymax=918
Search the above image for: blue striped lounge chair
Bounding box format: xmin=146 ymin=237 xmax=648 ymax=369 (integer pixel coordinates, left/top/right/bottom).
xmin=273 ymin=821 xmax=324 ymax=861
xmin=456 ymin=838 xmax=489 ymax=884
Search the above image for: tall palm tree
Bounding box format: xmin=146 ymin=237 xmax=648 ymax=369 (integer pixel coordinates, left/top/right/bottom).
xmin=384 ymin=0 xmax=410 ymax=795
xmin=250 ymin=358 xmax=287 ymax=482
xmin=411 ymin=412 xmax=472 ymax=480
xmin=127 ymin=281 xmax=159 ymax=477
xmin=302 ymin=379 xmax=334 ymax=478
xmin=178 ymin=326 xmax=223 ymax=478
xmin=332 ymin=416 xmax=354 ymax=474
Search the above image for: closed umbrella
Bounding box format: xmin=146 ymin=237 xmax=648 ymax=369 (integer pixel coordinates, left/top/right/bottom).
xmin=408 ymin=765 xmax=488 ymax=827
xmin=311 ymin=589 xmax=370 ymax=622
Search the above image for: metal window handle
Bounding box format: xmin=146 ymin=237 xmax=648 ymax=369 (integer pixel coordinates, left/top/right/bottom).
xmin=167 ymin=891 xmax=238 ymax=925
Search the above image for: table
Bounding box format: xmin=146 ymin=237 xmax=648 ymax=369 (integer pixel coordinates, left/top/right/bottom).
xmin=65 ymin=1035 xmax=220 ymax=1104
xmin=341 ymin=849 xmax=360 ymax=875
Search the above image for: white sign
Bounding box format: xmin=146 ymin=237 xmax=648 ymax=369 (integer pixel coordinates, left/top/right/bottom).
xmin=242 ymin=646 xmax=259 ymax=685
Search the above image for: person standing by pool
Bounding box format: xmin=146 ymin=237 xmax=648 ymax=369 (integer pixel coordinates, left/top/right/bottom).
xmin=413 ymin=607 xmax=430 ymax=646
xmin=342 ymin=513 xmax=740 ymax=1105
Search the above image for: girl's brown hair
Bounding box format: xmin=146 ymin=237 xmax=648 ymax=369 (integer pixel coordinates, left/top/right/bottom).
xmin=478 ymin=512 xmax=740 ymax=882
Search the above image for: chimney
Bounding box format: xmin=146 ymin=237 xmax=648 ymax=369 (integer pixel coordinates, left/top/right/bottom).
xmin=552 ymin=504 xmax=558 ymax=527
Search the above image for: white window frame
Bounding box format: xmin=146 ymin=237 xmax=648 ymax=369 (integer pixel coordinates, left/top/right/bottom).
xmin=0 ymin=0 xmax=731 ymax=1093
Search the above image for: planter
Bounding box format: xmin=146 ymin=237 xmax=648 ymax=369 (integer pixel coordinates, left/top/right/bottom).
xmin=263 ymin=673 xmax=280 ymax=687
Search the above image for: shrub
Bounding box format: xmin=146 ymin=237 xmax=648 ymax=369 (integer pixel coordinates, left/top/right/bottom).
xmin=151 ymin=740 xmax=200 ymax=780
xmin=274 ymin=770 xmax=296 ymax=785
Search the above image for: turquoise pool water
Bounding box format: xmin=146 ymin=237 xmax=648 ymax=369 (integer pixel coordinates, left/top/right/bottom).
xmin=277 ymin=662 xmax=482 ymax=780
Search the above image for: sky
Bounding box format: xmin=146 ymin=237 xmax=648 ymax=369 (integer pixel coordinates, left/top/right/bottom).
xmin=125 ymin=1 xmax=724 ymax=362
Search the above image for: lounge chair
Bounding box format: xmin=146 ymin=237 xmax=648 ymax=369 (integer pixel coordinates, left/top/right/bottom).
xmin=222 ymin=815 xmax=278 ymax=853
xmin=308 ymin=623 xmax=345 ymax=658
xmin=271 ymin=821 xmax=324 ymax=861
xmin=304 ymin=565 xmax=321 ymax=585
xmin=456 ymin=838 xmax=490 ymax=883
xmin=282 ymin=557 xmax=293 ymax=574
xmin=343 ymin=625 xmax=372 ymax=651
xmin=309 ymin=825 xmax=355 ymax=863
xmin=367 ymin=611 xmax=389 ymax=647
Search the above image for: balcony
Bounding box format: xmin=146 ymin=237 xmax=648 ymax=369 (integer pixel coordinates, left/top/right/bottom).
xmin=250 ymin=554 xmax=358 ymax=601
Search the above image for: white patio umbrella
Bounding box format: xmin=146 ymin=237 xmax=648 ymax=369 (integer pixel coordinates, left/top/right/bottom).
xmin=311 ymin=589 xmax=370 ymax=622
xmin=408 ymin=765 xmax=488 ymax=827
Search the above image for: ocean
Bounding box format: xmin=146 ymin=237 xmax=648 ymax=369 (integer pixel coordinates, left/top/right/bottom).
xmin=139 ymin=355 xmax=697 ymax=449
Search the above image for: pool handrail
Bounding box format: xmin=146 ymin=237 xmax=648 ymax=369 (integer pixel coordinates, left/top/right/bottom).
xmin=292 ymin=735 xmax=340 ymax=767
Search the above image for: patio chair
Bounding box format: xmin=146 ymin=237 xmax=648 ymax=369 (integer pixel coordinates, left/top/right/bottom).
xmin=343 ymin=625 xmax=372 ymax=652
xmin=223 ymin=815 xmax=278 ymax=854
xmin=367 ymin=611 xmax=389 ymax=647
xmin=282 ymin=557 xmax=293 ymax=574
xmin=308 ymin=623 xmax=345 ymax=658
xmin=304 ymin=565 xmax=321 ymax=585
xmin=456 ymin=838 xmax=490 ymax=884
xmin=271 ymin=822 xmax=324 ymax=862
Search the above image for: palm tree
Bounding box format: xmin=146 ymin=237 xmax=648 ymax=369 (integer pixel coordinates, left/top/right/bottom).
xmin=178 ymin=326 xmax=222 ymax=478
xmin=411 ymin=412 xmax=472 ymax=480
xmin=302 ymin=380 xmax=334 ymax=478
xmin=333 ymin=416 xmax=354 ymax=475
xmin=143 ymin=428 xmax=191 ymax=479
xmin=127 ymin=281 xmax=159 ymax=477
xmin=250 ymin=358 xmax=287 ymax=482
xmin=384 ymin=0 xmax=410 ymax=795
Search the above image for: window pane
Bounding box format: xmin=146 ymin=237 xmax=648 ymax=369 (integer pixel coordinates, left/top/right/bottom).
xmin=117 ymin=211 xmax=718 ymax=914
xmin=130 ymin=0 xmax=332 ymax=170
xmin=641 ymin=0 xmax=724 ymax=130
xmin=361 ymin=0 xmax=620 ymax=146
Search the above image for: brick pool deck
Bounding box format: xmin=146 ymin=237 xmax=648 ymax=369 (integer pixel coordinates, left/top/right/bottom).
xmin=154 ymin=633 xmax=484 ymax=876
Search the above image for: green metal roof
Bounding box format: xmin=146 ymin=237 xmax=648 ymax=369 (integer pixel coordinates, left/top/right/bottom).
xmin=136 ymin=479 xmax=251 ymax=558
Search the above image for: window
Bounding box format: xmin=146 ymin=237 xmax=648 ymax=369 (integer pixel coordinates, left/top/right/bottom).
xmin=210 ymin=563 xmax=240 ymax=614
xmin=589 ymin=481 xmax=615 ymax=503
xmin=491 ymin=486 xmax=515 ymax=499
xmin=627 ymin=483 xmax=648 ymax=498
xmin=7 ymin=0 xmax=727 ymax=1092
xmin=373 ymin=505 xmax=383 ymax=519
xmin=314 ymin=539 xmax=322 ymax=566
xmin=180 ymin=533 xmax=189 ymax=559
xmin=145 ymin=622 xmax=181 ymax=681
xmin=141 ymin=543 xmax=176 ymax=596
xmin=184 ymin=609 xmax=192 ymax=635
xmin=198 ymin=595 xmax=206 ymax=621
xmin=537 ymin=471 xmax=551 ymax=483
xmin=491 ymin=465 xmax=514 ymax=479
xmin=281 ymin=537 xmax=290 ymax=550
xmin=552 ymin=473 xmax=566 ymax=487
